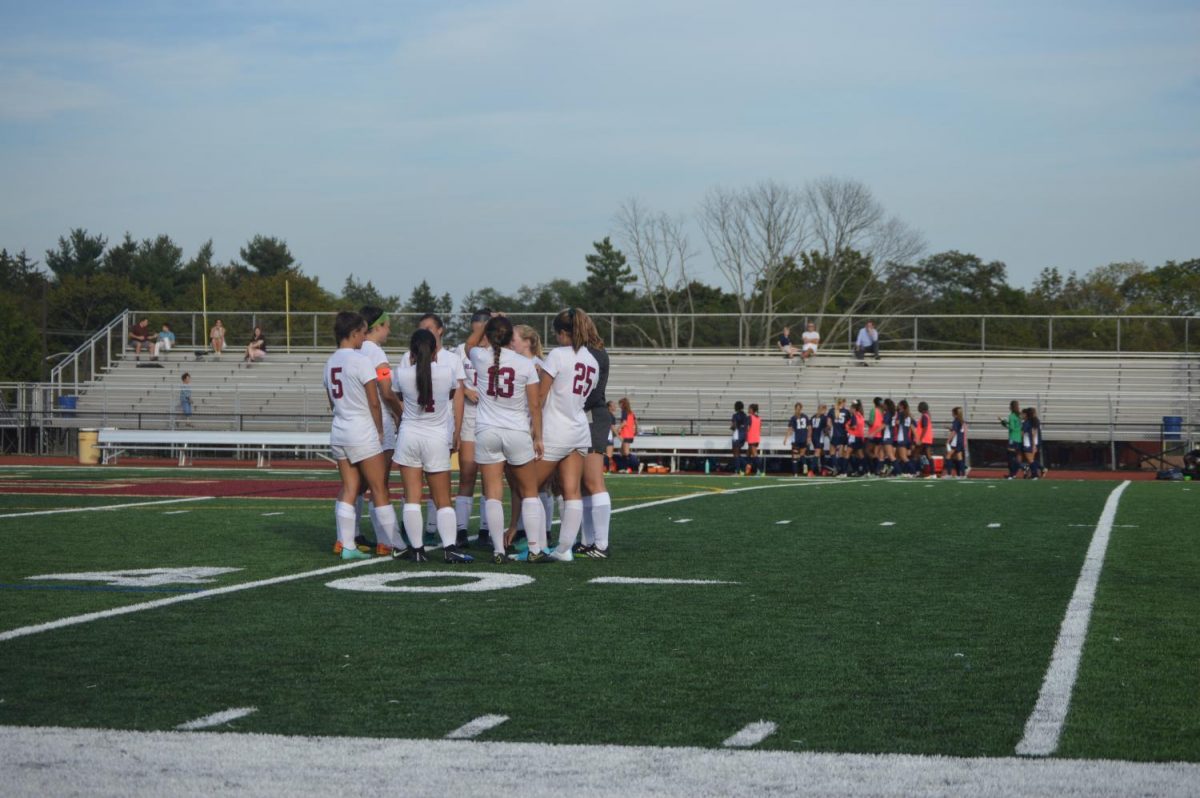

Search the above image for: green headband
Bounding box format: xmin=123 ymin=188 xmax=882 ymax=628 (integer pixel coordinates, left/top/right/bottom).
xmin=370 ymin=311 xmax=389 ymax=329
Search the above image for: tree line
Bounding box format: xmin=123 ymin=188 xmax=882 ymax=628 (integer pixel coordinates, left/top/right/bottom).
xmin=2 ymin=177 xmax=1197 ymax=382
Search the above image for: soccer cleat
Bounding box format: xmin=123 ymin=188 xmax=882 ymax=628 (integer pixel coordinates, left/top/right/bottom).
xmin=399 ymin=547 xmax=429 ymax=563
xmin=443 ymin=545 xmax=475 ymax=564
xmin=375 ymin=544 xmax=393 ymax=556
xmin=340 ymin=547 xmax=372 ymax=561
xmin=525 ymin=550 xmax=550 ymax=564
xmin=390 ymin=546 xmax=410 ymax=560
xmin=333 ymin=540 xmax=372 ymax=555
xmin=476 ymin=532 xmax=492 ymax=550
xmin=456 ymin=529 xmax=470 ymax=548
xmin=547 ymin=548 xmax=573 ymax=563
xmin=491 ymin=551 xmax=514 ymax=564
xmin=571 ymin=542 xmax=593 ymax=555
xmin=584 ymin=546 xmax=609 ymax=559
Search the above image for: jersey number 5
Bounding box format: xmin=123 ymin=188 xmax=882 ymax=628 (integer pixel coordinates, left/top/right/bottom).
xmin=486 ymin=366 xmax=516 ymax=399
xmin=329 ymin=367 xmax=344 ymax=399
xmin=571 ymin=363 xmax=596 ymax=396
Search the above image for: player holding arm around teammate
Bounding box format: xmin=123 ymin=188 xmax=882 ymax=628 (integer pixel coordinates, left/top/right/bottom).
xmin=467 ymin=315 xmax=547 ymax=563
xmin=357 ymin=306 xmax=404 ymax=554
xmin=324 ymin=311 xmax=403 ymax=560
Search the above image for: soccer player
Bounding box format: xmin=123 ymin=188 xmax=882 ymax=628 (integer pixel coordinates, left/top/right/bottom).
xmin=867 ymin=397 xmax=885 ymax=476
xmin=466 ymin=315 xmax=546 ymax=563
xmin=729 ymin=401 xmax=749 ymax=474
xmin=358 ymin=306 xmax=404 ymax=554
xmin=1021 ymin=407 xmax=1042 ymax=479
xmin=785 ymin=402 xmax=810 ymax=476
xmin=895 ymin=399 xmax=914 ymax=477
xmin=532 ymin=308 xmax=601 ymax=561
xmin=502 ymin=324 xmax=546 ymax=546
xmin=746 ymin=403 xmax=762 ymax=475
xmin=916 ymin=401 xmax=934 ymax=477
xmin=453 ymin=310 xmax=491 ymax=548
xmin=578 ymin=313 xmax=613 ymax=558
xmin=617 ymin=397 xmax=638 ymax=473
xmin=999 ymin=400 xmax=1022 ymax=479
xmin=880 ymin=398 xmax=897 ymax=476
xmin=392 ymin=328 xmax=469 ymax=563
xmin=848 ymin=400 xmax=866 ymax=476
xmin=831 ymin=398 xmax=850 ymax=477
xmin=810 ymin=403 xmax=828 ymax=476
xmin=946 ymin=406 xmax=968 ymax=478
xmin=323 ymin=310 xmax=402 ymax=560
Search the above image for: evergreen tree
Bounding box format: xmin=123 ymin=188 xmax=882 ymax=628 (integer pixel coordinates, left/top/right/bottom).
xmin=584 ymin=237 xmax=635 ymax=311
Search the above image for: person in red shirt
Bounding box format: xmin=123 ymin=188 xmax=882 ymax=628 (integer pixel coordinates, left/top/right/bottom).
xmin=128 ymin=318 xmax=152 ymax=360
xmin=746 ymin=403 xmax=762 ymax=475
xmin=848 ymin=400 xmax=867 ymax=476
xmin=618 ymin=397 xmax=639 ymax=473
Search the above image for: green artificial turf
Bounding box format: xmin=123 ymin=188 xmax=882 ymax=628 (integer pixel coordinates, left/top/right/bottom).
xmin=0 ymin=474 xmax=1196 ymax=762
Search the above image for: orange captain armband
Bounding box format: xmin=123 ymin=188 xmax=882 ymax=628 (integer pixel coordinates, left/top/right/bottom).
xmin=375 ymin=364 xmax=393 ymax=383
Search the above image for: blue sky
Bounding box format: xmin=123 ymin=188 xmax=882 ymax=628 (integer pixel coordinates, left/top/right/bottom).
xmin=2 ymin=0 xmax=1197 ymax=305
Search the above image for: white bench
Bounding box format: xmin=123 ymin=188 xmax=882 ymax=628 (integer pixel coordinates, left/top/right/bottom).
xmin=97 ymin=429 xmax=331 ymax=467
xmin=629 ymin=435 xmax=795 ymax=471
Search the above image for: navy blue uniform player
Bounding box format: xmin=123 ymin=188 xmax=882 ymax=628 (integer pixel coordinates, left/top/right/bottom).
xmin=730 ymin=400 xmax=749 ymax=474
xmin=810 ymin=403 xmax=828 ymax=476
xmin=785 ymin=402 xmax=811 ymax=476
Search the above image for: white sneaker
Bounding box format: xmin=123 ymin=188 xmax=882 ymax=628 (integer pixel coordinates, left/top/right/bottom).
xmin=547 ymin=549 xmax=573 ymax=562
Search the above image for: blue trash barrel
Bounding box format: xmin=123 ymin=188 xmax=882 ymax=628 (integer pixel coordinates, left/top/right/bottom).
xmin=1162 ymin=416 xmax=1183 ymax=441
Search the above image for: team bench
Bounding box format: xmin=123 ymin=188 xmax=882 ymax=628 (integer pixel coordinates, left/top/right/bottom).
xmin=629 ymin=435 xmax=793 ymax=472
xmin=96 ymin=429 xmax=332 ymax=467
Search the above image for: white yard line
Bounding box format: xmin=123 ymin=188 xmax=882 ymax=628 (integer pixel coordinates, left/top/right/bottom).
xmin=3 ymin=725 xmax=1198 ymax=798
xmin=445 ymin=715 xmax=509 ymax=740
xmin=177 ymin=707 xmax=257 ymax=731
xmin=0 ymin=479 xmax=859 ymax=644
xmin=722 ymin=721 xmax=777 ymax=748
xmin=0 ymin=496 xmax=214 ymax=519
xmin=590 ymin=577 xmax=738 ymax=586
xmin=1016 ymin=480 xmax=1131 ymax=757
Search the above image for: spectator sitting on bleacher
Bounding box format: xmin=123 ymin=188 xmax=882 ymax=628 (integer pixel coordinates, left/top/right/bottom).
xmin=129 ymin=318 xmax=152 ymax=360
xmin=801 ymin=322 xmax=820 ymax=360
xmin=854 ymin=320 xmax=880 ymax=363
xmin=778 ymin=326 xmax=799 ymax=362
xmin=151 ymin=323 xmax=175 ymax=361
xmin=244 ymin=326 xmax=267 ymax=362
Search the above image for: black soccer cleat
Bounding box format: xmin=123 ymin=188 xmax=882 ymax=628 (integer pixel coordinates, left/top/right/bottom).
xmin=389 ymin=546 xmax=410 ymax=561
xmin=571 ymin=542 xmax=592 ymax=555
xmin=401 ymin=547 xmax=429 ymax=563
xmin=491 ymin=551 xmax=514 ymax=565
xmin=456 ymin=528 xmax=470 ymax=548
xmin=585 ymin=546 xmax=609 ymax=559
xmin=525 ymin=550 xmax=550 ymax=564
xmin=443 ymin=545 xmax=474 ymax=564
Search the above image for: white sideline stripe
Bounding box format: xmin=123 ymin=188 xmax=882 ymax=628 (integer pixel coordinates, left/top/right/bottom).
xmin=445 ymin=714 xmax=508 ymax=739
xmin=162 ymin=510 xmax=190 ymax=515
xmin=0 ymin=557 xmax=384 ymax=643
xmin=177 ymin=707 xmax=257 ymax=731
xmin=590 ymin=577 xmax=738 ymax=586
xmin=1016 ymin=480 xmax=1131 ymax=757
xmin=0 ymin=496 xmax=214 ymax=519
xmin=673 ymin=518 xmax=693 ymax=523
xmin=723 ymin=721 xmax=777 ymax=748
xmin=0 ymin=478 xmax=855 ymax=644
xmin=9 ymin=726 xmax=1197 ymax=798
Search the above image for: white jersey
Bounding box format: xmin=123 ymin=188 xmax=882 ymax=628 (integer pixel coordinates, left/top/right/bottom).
xmin=540 ymin=345 xmax=598 ymax=449
xmin=324 ymin=348 xmax=380 ymax=447
xmin=399 ymin=348 xmax=465 ymax=439
xmin=469 ymin=346 xmax=539 ymax=434
xmin=450 ymin=344 xmax=478 ymax=405
xmin=359 ymin=339 xmax=397 ymax=440
xmin=393 ymin=359 xmax=457 ymax=440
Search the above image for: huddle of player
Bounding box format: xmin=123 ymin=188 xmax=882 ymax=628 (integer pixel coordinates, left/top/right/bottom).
xmin=784 ymin=398 xmax=970 ymax=478
xmin=323 ymin=306 xmax=614 ymax=565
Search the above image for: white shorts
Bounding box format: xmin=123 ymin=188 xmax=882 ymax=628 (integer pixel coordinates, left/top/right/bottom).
xmin=474 ymin=427 xmax=535 ymax=466
xmin=459 ymin=403 xmax=477 ymax=443
xmin=803 ymin=343 xmax=818 ymax=354
xmin=331 ymin=442 xmax=383 ymax=464
xmin=382 ymin=417 xmax=398 ymax=452
xmin=393 ymin=430 xmax=451 ymax=472
xmin=542 ymin=443 xmax=587 ymax=463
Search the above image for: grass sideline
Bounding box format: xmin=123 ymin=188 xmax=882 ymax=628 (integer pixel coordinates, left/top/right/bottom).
xmin=0 ymin=470 xmax=1197 ymax=775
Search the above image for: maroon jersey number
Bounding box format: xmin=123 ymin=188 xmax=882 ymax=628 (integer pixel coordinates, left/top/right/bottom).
xmin=571 ymin=363 xmax=596 ymax=396
xmin=329 ymin=367 xmax=344 ymax=399
xmin=486 ymin=366 xmax=516 ymax=399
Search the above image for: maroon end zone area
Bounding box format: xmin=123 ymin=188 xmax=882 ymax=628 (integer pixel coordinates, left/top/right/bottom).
xmin=0 ymin=477 xmax=342 ymax=500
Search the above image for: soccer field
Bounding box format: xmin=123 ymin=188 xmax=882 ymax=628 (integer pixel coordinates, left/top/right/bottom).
xmin=1 ymin=467 xmax=1198 ymax=795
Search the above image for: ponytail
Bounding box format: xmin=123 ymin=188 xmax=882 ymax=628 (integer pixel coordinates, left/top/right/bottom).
xmin=484 ymin=316 xmax=514 ymax=389
xmin=409 ymin=329 xmax=437 ymax=411
xmin=553 ymin=307 xmax=592 ymax=351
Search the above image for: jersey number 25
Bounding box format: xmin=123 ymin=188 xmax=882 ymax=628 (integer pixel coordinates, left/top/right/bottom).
xmin=572 ymin=363 xmax=596 ymax=396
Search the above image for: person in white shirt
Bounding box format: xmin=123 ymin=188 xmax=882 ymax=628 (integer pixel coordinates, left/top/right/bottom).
xmin=392 ymin=328 xmax=469 ymax=564
xmin=801 ymin=322 xmax=820 ymax=360
xmin=357 ymin=305 xmax=404 ymax=555
xmin=532 ymin=308 xmax=600 ymax=562
xmin=466 ymin=315 xmax=546 ymax=563
xmin=402 ymin=313 xmax=469 ymax=544
xmin=323 ymin=311 xmax=403 ymax=561
xmin=501 ymin=324 xmax=547 ymax=548
xmin=454 ymin=309 xmax=490 ymax=547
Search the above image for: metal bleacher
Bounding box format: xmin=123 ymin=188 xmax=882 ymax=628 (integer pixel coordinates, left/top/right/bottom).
xmin=62 ymin=347 xmax=1198 ymax=448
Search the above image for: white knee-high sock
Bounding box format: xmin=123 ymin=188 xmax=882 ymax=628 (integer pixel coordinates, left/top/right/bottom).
xmin=539 ymin=491 xmax=554 ymax=530
xmin=425 ymin=498 xmax=437 ymax=532
xmin=368 ymin=505 xmax=384 ymax=544
xmin=374 ymin=503 xmax=402 ymax=550
xmin=402 ymin=503 xmax=424 ymax=549
xmin=455 ymin=495 xmax=472 ymax=531
xmin=436 ymin=506 xmax=457 ymax=549
xmin=485 ymin=499 xmax=506 ymax=554
xmin=591 ymin=492 xmax=612 ymax=551
xmin=521 ymin=497 xmax=546 ymax=554
xmin=580 ymin=495 xmax=595 ymax=546
xmin=556 ymin=499 xmax=585 ymax=553
xmin=335 ymin=501 xmax=358 ymax=549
